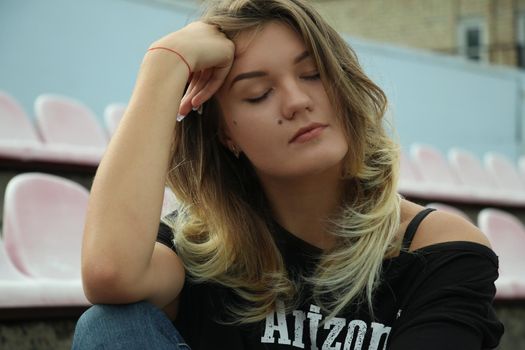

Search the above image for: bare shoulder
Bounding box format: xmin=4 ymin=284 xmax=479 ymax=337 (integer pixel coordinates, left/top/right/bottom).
xmin=400 ymin=199 xmax=492 ymax=251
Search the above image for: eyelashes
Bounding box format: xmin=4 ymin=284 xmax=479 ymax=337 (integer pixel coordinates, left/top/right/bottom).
xmin=245 ymin=73 xmax=321 ymax=104
xmin=303 ymin=73 xmax=321 ymax=81
xmin=246 ymin=90 xmax=271 ymax=104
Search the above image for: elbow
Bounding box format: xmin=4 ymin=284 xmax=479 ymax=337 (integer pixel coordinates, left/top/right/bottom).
xmin=81 ymin=261 xmax=140 ymax=305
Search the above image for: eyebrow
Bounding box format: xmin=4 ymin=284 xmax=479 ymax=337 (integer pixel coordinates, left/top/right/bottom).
xmin=229 ymin=50 xmax=311 ymax=90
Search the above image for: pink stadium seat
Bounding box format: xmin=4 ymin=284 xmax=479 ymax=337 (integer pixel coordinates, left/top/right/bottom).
xmin=0 ymin=91 xmax=42 ymax=161
xmin=448 ymin=148 xmax=506 ymax=204
xmin=517 ymin=155 xmax=525 ymax=182
xmin=484 ymin=152 xmax=525 ymax=204
xmin=33 ymin=94 xmax=108 ymax=166
xmin=425 ymin=202 xmax=471 ymax=222
xmin=1 ymin=236 xmax=88 ymax=307
xmin=478 ymin=208 xmax=525 ymax=299
xmin=397 ymin=150 xmax=428 ymax=197
xmin=410 ymin=144 xmax=470 ymax=201
xmin=0 ymin=238 xmax=44 ymax=307
xmin=104 ymin=103 xmax=126 ymax=137
xmin=2 ymin=173 xmax=90 ymax=306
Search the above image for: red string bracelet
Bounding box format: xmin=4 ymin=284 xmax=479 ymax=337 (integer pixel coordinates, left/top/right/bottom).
xmin=147 ymin=46 xmax=192 ymax=75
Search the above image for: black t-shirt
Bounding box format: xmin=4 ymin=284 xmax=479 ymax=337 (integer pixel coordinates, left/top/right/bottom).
xmin=157 ymin=209 xmax=504 ymax=349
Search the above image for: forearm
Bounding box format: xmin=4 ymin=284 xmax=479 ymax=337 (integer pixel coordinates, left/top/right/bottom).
xmin=82 ymin=52 xmax=189 ymax=289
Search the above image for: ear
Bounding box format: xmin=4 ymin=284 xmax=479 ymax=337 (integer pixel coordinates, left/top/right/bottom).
xmin=218 ymin=122 xmax=236 ymax=151
xmin=213 ymin=97 xmax=239 ymax=152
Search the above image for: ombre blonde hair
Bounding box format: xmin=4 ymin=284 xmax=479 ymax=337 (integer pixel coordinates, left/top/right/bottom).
xmin=164 ymin=0 xmax=401 ymax=323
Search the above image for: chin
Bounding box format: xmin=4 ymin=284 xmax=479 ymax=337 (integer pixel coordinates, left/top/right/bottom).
xmin=270 ymin=153 xmax=347 ymax=179
xmin=250 ymin=142 xmax=348 ymax=179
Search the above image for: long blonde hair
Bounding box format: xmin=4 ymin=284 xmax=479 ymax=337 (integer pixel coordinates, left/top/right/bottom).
xmin=165 ymin=0 xmax=401 ymax=323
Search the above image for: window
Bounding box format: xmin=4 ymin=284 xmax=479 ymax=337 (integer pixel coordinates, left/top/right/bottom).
xmin=517 ymin=13 xmax=525 ymax=68
xmin=457 ymin=17 xmax=487 ymax=62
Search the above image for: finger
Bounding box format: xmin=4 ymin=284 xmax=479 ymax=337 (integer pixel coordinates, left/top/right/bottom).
xmin=179 ymin=71 xmax=201 ymax=116
xmin=181 ymin=72 xmax=210 ymax=116
xmin=182 ymin=70 xmax=210 ymax=113
xmin=181 ymin=70 xmax=201 ymax=106
xmin=192 ymin=63 xmax=232 ymax=106
xmin=188 ymin=69 xmax=213 ymax=108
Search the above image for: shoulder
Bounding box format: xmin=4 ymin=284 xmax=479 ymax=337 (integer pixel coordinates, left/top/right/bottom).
xmin=399 ymin=200 xmax=492 ymax=252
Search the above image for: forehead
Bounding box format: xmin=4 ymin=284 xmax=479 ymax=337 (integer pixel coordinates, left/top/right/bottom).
xmin=230 ymin=21 xmax=308 ymax=71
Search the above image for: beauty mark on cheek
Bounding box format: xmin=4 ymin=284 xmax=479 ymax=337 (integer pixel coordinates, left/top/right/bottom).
xmin=233 ymin=120 xmax=238 ymax=126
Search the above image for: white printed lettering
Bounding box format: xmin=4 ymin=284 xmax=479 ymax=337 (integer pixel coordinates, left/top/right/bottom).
xmin=292 ymin=310 xmax=306 ymax=349
xmin=260 ymin=300 xmax=292 ymax=345
xmin=343 ymin=320 xmax=367 ymax=350
xmin=259 ymin=300 xmax=393 ymax=350
xmin=368 ymin=322 xmax=391 ymax=350
xmin=321 ymin=317 xmax=345 ymax=350
xmin=307 ymin=304 xmax=323 ymax=350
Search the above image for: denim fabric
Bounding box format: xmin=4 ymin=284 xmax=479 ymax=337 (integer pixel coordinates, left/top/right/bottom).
xmin=72 ymin=301 xmax=190 ymax=350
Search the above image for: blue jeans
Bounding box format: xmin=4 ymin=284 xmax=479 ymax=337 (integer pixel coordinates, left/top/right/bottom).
xmin=72 ymin=301 xmax=190 ymax=349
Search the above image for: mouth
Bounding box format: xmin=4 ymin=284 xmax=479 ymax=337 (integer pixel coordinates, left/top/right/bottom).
xmin=289 ymin=123 xmax=328 ymax=144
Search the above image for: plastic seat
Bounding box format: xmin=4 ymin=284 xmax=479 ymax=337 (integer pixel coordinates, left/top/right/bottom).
xmin=448 ymin=148 xmax=504 ymax=204
xmin=397 ymin=150 xmax=428 ymax=197
xmin=516 ymin=155 xmax=525 ymax=188
xmin=484 ymin=152 xmax=525 ymax=204
xmin=104 ymin=103 xmax=126 ymax=137
xmin=1 ymin=237 xmax=87 ymax=307
xmin=477 ymin=208 xmax=525 ymax=299
xmin=410 ymin=144 xmax=470 ymax=201
xmin=0 ymin=238 xmax=44 ymax=307
xmin=33 ymin=94 xmax=108 ymax=166
xmin=425 ymin=202 xmax=471 ymax=222
xmin=2 ymin=173 xmax=90 ymax=306
xmin=0 ymin=91 xmax=42 ymax=161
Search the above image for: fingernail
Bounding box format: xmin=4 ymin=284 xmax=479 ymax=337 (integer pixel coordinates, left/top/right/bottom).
xmin=192 ymin=105 xmax=203 ymax=115
xmin=176 ymin=114 xmax=186 ymax=122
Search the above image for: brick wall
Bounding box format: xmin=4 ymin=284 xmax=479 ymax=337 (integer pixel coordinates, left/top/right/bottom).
xmin=311 ymin=0 xmax=522 ymax=68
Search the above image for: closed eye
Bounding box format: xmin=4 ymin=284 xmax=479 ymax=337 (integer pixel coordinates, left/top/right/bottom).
xmin=244 ymin=73 xmax=319 ymax=104
xmin=245 ymin=89 xmax=272 ymax=104
xmin=302 ymin=73 xmax=320 ymax=81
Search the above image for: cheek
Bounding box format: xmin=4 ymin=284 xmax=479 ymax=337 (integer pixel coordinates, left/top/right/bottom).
xmin=234 ymin=120 xmax=278 ymax=154
xmin=226 ymin=105 xmax=281 ymax=149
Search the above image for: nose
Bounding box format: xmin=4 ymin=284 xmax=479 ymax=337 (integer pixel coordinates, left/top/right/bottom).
xmin=281 ymin=78 xmax=313 ymax=120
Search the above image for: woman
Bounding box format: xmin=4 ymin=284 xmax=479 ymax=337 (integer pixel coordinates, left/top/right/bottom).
xmin=73 ymin=0 xmax=503 ymax=349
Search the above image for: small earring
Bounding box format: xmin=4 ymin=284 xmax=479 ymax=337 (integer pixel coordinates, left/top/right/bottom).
xmin=231 ymin=145 xmax=240 ymax=159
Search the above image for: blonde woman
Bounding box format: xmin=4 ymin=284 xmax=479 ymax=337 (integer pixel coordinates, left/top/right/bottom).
xmin=73 ymin=0 xmax=503 ymax=349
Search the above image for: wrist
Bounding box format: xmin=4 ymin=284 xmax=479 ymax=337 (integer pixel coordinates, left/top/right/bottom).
xmin=147 ymin=46 xmax=192 ymax=75
xmin=140 ymin=51 xmax=191 ymax=83
xmin=148 ymin=38 xmax=197 ymax=72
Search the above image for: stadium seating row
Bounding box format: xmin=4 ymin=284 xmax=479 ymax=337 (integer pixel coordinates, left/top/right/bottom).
xmin=0 ymin=173 xmax=523 ymax=309
xmin=3 ymin=91 xmax=525 ymax=206
xmin=0 ymin=91 xmax=125 ymax=167
xmin=401 ymin=145 xmax=525 ymax=206
xmin=0 ymin=173 xmax=178 ymax=308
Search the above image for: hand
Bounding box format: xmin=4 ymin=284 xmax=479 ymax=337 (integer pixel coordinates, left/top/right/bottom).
xmin=149 ymin=21 xmax=235 ymax=117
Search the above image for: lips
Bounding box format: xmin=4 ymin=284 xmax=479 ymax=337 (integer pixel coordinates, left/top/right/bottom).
xmin=289 ymin=123 xmax=328 ymax=143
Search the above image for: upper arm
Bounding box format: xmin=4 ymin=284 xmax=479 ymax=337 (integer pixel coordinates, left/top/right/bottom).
xmin=142 ymin=242 xmax=185 ymax=314
xmin=409 ymin=210 xmax=492 ymax=251
xmin=390 ymin=208 xmax=504 ymax=349
xmin=388 ymin=247 xmax=504 ymax=349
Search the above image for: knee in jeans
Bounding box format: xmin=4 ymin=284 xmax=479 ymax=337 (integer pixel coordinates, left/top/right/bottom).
xmin=73 ymin=301 xmax=190 ymax=350
xmin=74 ymin=301 xmax=155 ymax=341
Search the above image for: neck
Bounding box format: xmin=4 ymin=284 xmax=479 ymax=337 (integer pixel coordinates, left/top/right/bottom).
xmin=258 ymin=165 xmax=345 ymax=250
